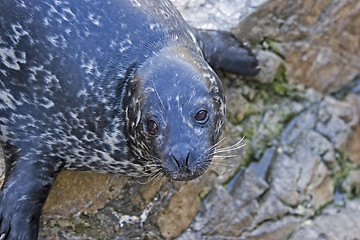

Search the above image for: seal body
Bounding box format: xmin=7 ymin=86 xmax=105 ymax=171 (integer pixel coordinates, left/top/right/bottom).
xmin=0 ymin=0 xmax=258 ymax=238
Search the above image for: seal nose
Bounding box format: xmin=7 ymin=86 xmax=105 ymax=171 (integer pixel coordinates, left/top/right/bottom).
xmin=169 ymin=144 xmax=194 ymax=171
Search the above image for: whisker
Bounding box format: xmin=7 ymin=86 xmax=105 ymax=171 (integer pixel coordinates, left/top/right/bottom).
xmin=213 ymin=142 xmax=246 ymax=154
xmin=137 ymin=178 xmax=153 ymax=185
xmin=212 ymin=154 xmax=238 ymax=159
xmin=214 ymin=136 xmax=246 ymax=152
xmin=149 ymin=171 xmax=164 ymax=185
xmin=212 ymin=136 xmax=227 ymax=150
xmin=137 ymin=166 xmax=163 ymax=184
xmin=218 ymin=135 xmax=245 ymax=149
xmin=151 ymin=79 xmax=165 ymax=109
xmin=209 ymin=162 xmax=235 ymax=168
xmin=152 ymin=176 xmax=165 ymax=187
xmin=214 ymin=145 xmax=246 ymax=154
xmin=155 ymin=170 xmax=164 ymax=179
xmin=203 ymin=137 xmax=226 ymax=155
xmin=134 ymin=155 xmax=167 ymax=185
xmin=207 ymin=165 xmax=232 ymax=175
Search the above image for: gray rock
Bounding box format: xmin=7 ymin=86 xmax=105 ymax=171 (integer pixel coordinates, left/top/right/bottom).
xmin=249 ymin=147 xmax=276 ymax=180
xmin=316 ymin=115 xmax=352 ymax=151
xmin=176 ymin=230 xmax=201 ymax=240
xmin=241 ymin=216 xmax=303 ymax=240
xmin=293 ymin=145 xmax=333 ymax=209
xmin=289 ymin=209 xmax=360 ymax=240
xmin=251 ymin=99 xmax=304 ymax=157
xmin=253 ymin=50 xmax=284 ymax=84
xmin=320 ymin=96 xmax=359 ymax=126
xmin=252 ymin=190 xmax=294 ymax=225
xmin=269 ymin=141 xmax=333 ymax=210
xmin=293 ymin=130 xmax=338 ymax=171
xmin=171 ymin=0 xmax=268 ymax=31
xmin=228 ymin=169 xmax=269 ymax=208
xmin=281 ymin=104 xmax=319 ymax=146
xmin=269 ymin=152 xmax=300 ymax=206
xmin=190 ymin=185 xmax=259 ymax=237
xmin=343 ymin=169 xmax=360 ymax=198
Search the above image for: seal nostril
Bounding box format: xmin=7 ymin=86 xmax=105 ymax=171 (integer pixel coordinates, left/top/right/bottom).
xmin=172 ymin=154 xmax=181 ymax=168
xmin=169 ymin=144 xmax=194 ymax=171
xmin=185 ymin=153 xmax=190 ymax=168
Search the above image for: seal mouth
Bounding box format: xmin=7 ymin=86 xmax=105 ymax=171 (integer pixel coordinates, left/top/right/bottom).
xmin=162 ymin=162 xmax=210 ymax=181
xmin=170 ymin=171 xmax=204 ymax=181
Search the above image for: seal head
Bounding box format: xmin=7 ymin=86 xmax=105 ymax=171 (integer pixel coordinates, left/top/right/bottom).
xmin=123 ymin=46 xmax=225 ymax=181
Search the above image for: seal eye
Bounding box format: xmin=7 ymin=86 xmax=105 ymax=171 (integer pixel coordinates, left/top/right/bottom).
xmin=146 ymin=120 xmax=158 ymax=135
xmin=195 ymin=110 xmax=209 ymax=124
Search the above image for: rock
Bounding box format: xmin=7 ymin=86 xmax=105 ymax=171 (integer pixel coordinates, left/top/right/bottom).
xmin=271 ymin=132 xmax=334 ymax=210
xmin=226 ymin=88 xmax=252 ymax=124
xmin=316 ymin=115 xmax=352 ymax=151
xmin=42 ymin=171 xmax=128 ymax=217
xmin=253 ymin=50 xmax=284 ymax=84
xmin=321 ymin=95 xmax=359 ymax=126
xmin=305 ymin=160 xmax=333 ymax=210
xmin=249 ymin=147 xmax=276 ymax=180
xmin=157 ymin=181 xmax=203 ymax=239
xmin=344 ymin=169 xmax=360 ymax=199
xmin=315 ymin=96 xmax=357 ymax=151
xmin=176 ymin=230 xmax=201 ymax=240
xmin=292 ymin=145 xmax=333 ymax=209
xmin=228 ymin=169 xmax=269 ymax=207
xmin=293 ymin=130 xmax=338 ymax=171
xmin=290 ymin=209 xmax=360 ymax=240
xmin=252 ymin=190 xmax=294 ymax=225
xmin=241 ymin=216 xmax=302 ymax=240
xmin=189 ymin=185 xmax=259 ymax=237
xmin=178 ymin=169 xmax=269 ymax=238
xmin=173 ymin=0 xmax=360 ymax=93
xmin=346 ymin=82 xmax=360 ymax=165
xmin=251 ymin=99 xmax=304 ymax=157
xmin=233 ymin=0 xmax=360 ymax=93
xmin=171 ymin=0 xmax=268 ymax=31
xmin=347 ymin=125 xmax=360 ymax=165
xmin=281 ymin=104 xmax=320 ymax=146
xmin=269 ymin=152 xmax=301 ymax=206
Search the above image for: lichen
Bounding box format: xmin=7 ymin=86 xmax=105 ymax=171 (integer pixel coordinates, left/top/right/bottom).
xmin=261 ymin=37 xmax=285 ymax=59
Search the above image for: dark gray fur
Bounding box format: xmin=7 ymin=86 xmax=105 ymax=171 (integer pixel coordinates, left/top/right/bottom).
xmin=0 ymin=0 xmax=258 ymax=239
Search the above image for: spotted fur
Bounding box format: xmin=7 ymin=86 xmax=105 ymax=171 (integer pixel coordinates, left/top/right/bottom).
xmin=0 ymin=0 xmax=259 ymax=238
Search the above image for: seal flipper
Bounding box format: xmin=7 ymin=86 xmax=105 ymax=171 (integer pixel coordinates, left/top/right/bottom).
xmin=0 ymin=146 xmax=62 ymax=240
xmin=194 ymin=29 xmax=260 ymax=76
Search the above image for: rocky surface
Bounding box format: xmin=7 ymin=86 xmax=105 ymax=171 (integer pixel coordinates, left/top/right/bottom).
xmin=176 ymin=82 xmax=360 ymax=239
xmin=1 ymin=0 xmax=359 ymax=239
xmin=173 ymin=0 xmax=360 ymax=93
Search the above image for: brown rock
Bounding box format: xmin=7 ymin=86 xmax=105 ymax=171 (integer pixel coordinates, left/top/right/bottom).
xmin=233 ymin=0 xmax=360 ymax=93
xmin=43 ymin=171 xmax=128 ymax=217
xmin=157 ymin=181 xmax=203 ymax=239
xmin=348 ymin=125 xmax=360 ymax=165
xmin=43 ymin=171 xmax=165 ymax=218
xmin=321 ymin=95 xmax=359 ymax=126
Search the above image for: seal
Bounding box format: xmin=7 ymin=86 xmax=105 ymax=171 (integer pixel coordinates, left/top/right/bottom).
xmin=0 ymin=0 xmax=258 ymax=238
